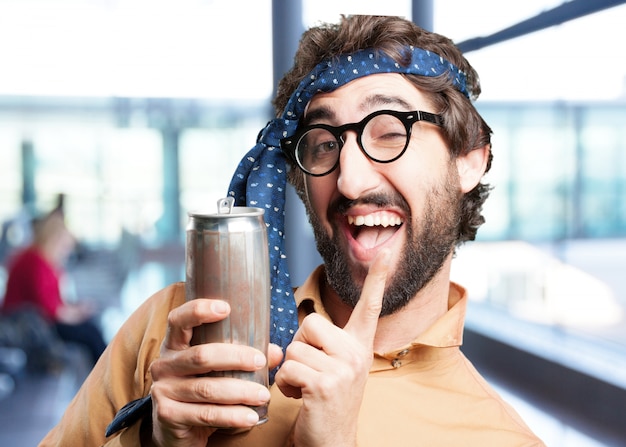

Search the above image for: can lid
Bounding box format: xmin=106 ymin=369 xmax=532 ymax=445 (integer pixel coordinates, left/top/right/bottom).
xmin=188 ymin=197 xmax=265 ymax=218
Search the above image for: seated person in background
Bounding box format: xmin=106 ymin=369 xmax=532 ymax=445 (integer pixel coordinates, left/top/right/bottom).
xmin=41 ymin=14 xmax=545 ymax=447
xmin=2 ymin=208 xmax=106 ymax=366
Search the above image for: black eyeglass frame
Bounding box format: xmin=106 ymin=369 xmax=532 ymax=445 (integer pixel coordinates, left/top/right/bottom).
xmin=280 ymin=109 xmax=443 ymax=177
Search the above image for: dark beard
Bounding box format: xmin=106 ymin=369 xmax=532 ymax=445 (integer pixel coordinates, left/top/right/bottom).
xmin=307 ymin=169 xmax=462 ymax=316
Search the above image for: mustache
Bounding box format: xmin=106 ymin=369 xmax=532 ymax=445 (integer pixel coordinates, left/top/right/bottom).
xmin=332 ymin=192 xmax=410 ymax=215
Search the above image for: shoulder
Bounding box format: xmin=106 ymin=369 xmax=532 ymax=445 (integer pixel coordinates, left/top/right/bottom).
xmin=7 ymin=247 xmax=45 ymax=269
xmin=104 ymin=282 xmax=186 ymax=381
xmin=115 ymin=282 xmax=186 ymax=350
xmin=136 ymin=282 xmax=186 ymax=323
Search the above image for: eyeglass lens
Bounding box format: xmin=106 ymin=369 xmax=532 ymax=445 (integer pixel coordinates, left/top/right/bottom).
xmin=296 ymin=113 xmax=408 ymax=176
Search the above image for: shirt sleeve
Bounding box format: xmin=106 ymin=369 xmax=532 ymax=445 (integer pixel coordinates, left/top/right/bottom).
xmin=38 ymin=283 xmax=185 ymax=447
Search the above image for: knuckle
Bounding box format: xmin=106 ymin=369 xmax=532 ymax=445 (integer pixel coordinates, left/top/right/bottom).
xmin=365 ymin=300 xmax=382 ymax=316
xmin=338 ymin=361 xmax=357 ymax=380
xmin=316 ymin=374 xmax=342 ymax=398
xmin=347 ymin=349 xmax=369 ymax=371
xmin=197 ymin=405 xmax=215 ymax=424
xmin=197 ymin=405 xmax=228 ymax=426
xmin=149 ymin=358 xmax=164 ymax=380
xmin=276 ymin=358 xmax=294 ymax=377
xmin=283 ymin=341 xmax=299 ymax=358
xmin=192 ymin=300 xmax=209 ymax=317
xmin=301 ymin=312 xmax=322 ymax=327
xmin=189 ymin=346 xmax=211 ymax=367
xmin=150 ymin=378 xmax=160 ymax=393
xmin=186 ymin=300 xmax=205 ymax=321
xmin=284 ymin=340 xmax=308 ymax=361
xmin=166 ymin=305 xmax=183 ymax=326
xmin=153 ymin=398 xmax=175 ymax=423
xmin=168 ymin=300 xmax=206 ymax=325
xmin=193 ymin=379 xmax=216 ymax=400
xmin=149 ymin=380 xmax=169 ymax=403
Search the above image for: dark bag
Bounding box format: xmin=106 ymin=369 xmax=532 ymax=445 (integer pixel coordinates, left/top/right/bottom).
xmin=0 ymin=309 xmax=66 ymax=373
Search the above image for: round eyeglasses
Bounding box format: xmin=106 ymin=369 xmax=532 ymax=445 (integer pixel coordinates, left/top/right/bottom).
xmin=280 ymin=109 xmax=443 ymax=177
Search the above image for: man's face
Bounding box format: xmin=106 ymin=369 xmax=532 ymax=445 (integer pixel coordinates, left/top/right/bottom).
xmin=300 ymin=73 xmax=464 ymax=315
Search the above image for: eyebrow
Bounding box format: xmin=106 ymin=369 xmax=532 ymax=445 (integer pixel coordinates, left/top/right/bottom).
xmin=301 ymin=105 xmax=335 ymax=126
xmin=361 ymin=94 xmax=413 ymax=112
xmin=302 ymin=94 xmax=414 ymax=126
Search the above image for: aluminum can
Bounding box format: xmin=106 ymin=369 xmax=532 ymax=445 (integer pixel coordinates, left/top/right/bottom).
xmin=185 ymin=197 xmax=270 ymax=424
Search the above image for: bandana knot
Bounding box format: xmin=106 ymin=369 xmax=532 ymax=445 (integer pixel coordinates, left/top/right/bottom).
xmin=257 ymin=118 xmax=298 ymax=148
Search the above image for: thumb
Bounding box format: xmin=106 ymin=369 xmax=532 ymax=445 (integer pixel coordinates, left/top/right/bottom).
xmin=343 ymin=249 xmax=391 ymax=344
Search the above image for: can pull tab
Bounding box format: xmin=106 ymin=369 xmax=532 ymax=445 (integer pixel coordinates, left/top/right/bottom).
xmin=217 ymin=197 xmax=235 ymax=214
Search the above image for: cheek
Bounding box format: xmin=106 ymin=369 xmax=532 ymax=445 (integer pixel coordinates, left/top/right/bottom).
xmin=384 ymin=149 xmax=454 ymax=216
xmin=305 ymin=175 xmax=335 ymax=214
xmin=399 ymin=138 xmax=451 ymax=186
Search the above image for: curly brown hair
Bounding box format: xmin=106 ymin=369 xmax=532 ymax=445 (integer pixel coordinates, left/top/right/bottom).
xmin=274 ymin=15 xmax=493 ymax=244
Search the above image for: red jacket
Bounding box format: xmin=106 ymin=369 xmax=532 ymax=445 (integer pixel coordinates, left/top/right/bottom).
xmin=2 ymin=247 xmax=63 ymax=321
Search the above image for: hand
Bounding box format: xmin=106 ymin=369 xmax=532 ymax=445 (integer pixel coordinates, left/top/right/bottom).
xmin=56 ymin=301 xmax=96 ymax=324
xmin=149 ymin=299 xmax=283 ymax=447
xmin=275 ymin=250 xmax=390 ymax=447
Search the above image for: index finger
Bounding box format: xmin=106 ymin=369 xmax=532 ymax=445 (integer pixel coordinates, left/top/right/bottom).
xmin=164 ymin=299 xmax=230 ymax=351
xmin=343 ymin=249 xmax=391 ymax=345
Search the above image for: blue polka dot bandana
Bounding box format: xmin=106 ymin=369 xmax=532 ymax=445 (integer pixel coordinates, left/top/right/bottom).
xmin=227 ymin=47 xmax=467 ymax=356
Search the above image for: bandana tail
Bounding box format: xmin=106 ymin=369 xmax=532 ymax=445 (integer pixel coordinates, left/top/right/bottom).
xmin=228 ymin=142 xmax=299 ymax=382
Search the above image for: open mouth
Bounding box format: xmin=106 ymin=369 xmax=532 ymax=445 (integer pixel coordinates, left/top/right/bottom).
xmin=346 ymin=212 xmax=403 ymax=250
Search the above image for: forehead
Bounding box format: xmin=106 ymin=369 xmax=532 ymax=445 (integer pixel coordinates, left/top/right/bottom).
xmin=304 ymin=73 xmax=433 ymax=119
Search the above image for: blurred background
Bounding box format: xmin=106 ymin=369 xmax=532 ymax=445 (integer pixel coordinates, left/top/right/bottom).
xmin=0 ymin=0 xmax=625 ymax=445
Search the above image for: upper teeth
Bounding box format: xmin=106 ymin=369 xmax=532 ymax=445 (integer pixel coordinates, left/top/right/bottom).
xmin=347 ymin=214 xmax=403 ymax=227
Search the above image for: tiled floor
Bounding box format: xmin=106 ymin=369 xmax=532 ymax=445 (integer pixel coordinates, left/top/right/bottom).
xmin=0 ymin=366 xmax=87 ymax=446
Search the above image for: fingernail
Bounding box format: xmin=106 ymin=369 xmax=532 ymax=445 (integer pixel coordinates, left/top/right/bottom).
xmin=257 ymin=387 xmax=271 ymax=401
xmin=212 ymin=301 xmax=228 ymax=314
xmin=254 ymin=354 xmax=266 ymax=368
xmin=246 ymin=412 xmax=259 ymax=425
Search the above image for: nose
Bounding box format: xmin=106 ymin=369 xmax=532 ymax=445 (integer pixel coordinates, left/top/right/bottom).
xmin=336 ymin=132 xmax=381 ymax=200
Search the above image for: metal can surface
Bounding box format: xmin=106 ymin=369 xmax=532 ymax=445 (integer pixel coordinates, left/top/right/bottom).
xmin=185 ymin=198 xmax=270 ymax=424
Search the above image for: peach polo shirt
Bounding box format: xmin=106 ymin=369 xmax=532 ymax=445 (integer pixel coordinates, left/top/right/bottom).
xmin=40 ymin=266 xmax=544 ymax=446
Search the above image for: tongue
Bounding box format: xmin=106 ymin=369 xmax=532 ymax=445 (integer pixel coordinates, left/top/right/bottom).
xmin=355 ymin=226 xmax=397 ymax=249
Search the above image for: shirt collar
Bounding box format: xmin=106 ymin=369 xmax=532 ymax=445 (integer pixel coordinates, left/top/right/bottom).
xmin=294 ymin=265 xmax=468 ymax=369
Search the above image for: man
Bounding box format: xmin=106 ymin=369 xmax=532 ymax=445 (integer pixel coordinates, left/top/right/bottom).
xmin=40 ymin=15 xmax=544 ymax=446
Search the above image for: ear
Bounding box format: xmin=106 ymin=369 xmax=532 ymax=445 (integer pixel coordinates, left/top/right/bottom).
xmin=456 ymin=144 xmax=490 ymax=193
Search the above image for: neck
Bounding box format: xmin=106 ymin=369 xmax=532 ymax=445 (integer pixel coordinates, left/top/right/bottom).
xmin=35 ymin=241 xmax=60 ymax=267
xmin=322 ymin=257 xmax=453 ymax=353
